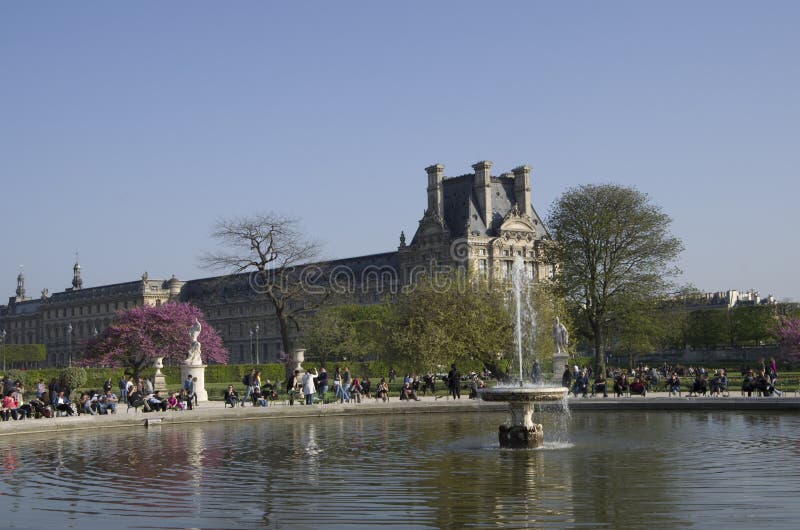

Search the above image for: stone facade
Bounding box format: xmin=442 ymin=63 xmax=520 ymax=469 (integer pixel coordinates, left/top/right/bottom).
xmin=0 ymin=160 xmax=553 ymax=367
xmin=398 ymin=161 xmax=554 ymax=283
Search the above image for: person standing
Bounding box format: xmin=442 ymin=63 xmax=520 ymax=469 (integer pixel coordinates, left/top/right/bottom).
xmin=118 ymin=375 xmax=128 ymax=404
xmin=448 ymin=363 xmax=461 ymax=400
xmin=302 ymin=368 xmax=318 ymax=405
xmin=561 ymin=364 xmax=572 ymax=389
xmin=316 ymin=367 xmax=328 ymax=401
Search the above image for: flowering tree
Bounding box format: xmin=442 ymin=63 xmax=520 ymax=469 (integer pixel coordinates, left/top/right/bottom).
xmin=82 ymin=302 xmax=228 ymax=377
xmin=774 ymin=317 xmax=800 ymax=358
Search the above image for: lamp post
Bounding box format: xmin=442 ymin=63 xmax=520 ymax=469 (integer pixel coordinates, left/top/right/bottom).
xmin=249 ymin=329 xmax=254 ymax=364
xmin=66 ymin=322 xmax=73 ymax=366
xmin=255 ymin=324 xmax=260 ymax=366
xmin=1 ymin=329 xmax=6 ymax=373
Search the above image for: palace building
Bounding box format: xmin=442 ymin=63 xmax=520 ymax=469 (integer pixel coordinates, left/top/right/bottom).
xmin=0 ymin=160 xmax=553 ymax=367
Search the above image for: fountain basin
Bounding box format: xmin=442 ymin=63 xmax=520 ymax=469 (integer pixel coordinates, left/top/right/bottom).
xmin=479 ymin=385 xmax=568 ymax=448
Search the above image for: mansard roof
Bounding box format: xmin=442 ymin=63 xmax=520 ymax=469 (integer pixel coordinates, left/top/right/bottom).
xmin=439 ymin=173 xmax=549 ymax=240
xmin=182 ymin=251 xmax=400 ymax=301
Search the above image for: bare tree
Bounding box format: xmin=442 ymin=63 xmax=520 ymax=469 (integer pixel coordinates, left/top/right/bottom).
xmin=201 ymin=214 xmax=327 ymax=378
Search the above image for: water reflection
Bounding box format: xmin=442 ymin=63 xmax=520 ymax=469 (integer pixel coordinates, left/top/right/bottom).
xmin=1 ymin=411 xmax=800 ymax=529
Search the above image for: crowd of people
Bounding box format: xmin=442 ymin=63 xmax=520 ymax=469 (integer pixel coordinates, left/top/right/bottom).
xmin=560 ymin=356 xmax=784 ymax=398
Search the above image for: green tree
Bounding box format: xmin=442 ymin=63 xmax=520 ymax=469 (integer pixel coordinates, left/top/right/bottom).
xmin=547 ymin=184 xmax=683 ymax=376
xmin=686 ymin=309 xmax=729 ymax=349
xmin=305 ymin=304 xmax=387 ymax=364
xmin=383 ymin=273 xmax=513 ymax=377
xmin=730 ymin=305 xmax=776 ymax=346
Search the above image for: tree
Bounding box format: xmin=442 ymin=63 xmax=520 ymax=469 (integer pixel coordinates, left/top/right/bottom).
xmin=202 ymin=214 xmax=326 ymax=379
xmin=685 ymin=309 xmax=729 ymax=349
xmin=774 ymin=317 xmax=800 ymax=356
xmin=83 ymin=302 xmax=227 ymax=378
xmin=382 ymin=272 xmax=513 ymax=377
xmin=547 ymin=184 xmax=683 ymax=376
xmin=730 ymin=305 xmax=776 ymax=346
xmin=305 ymin=304 xmax=386 ymax=364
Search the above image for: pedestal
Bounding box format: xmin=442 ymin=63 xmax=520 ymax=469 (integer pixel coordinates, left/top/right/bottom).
xmin=181 ymin=364 xmax=208 ymax=402
xmin=553 ymin=351 xmax=568 ymax=384
xmin=152 ymin=373 xmax=168 ymax=393
xmin=499 ymin=423 xmax=544 ymax=448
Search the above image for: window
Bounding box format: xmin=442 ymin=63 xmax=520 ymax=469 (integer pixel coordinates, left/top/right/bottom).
xmin=526 ymin=262 xmax=534 ymax=280
xmin=504 ymin=261 xmax=513 ymax=278
xmin=478 ymin=259 xmax=487 ymax=276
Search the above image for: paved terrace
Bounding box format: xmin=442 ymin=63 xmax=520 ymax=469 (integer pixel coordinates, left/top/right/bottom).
xmin=2 ymin=393 xmax=799 ymax=437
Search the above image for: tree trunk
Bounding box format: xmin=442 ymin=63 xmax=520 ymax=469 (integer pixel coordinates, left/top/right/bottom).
xmin=276 ymin=308 xmax=294 ymax=380
xmin=593 ymin=323 xmax=605 ymax=379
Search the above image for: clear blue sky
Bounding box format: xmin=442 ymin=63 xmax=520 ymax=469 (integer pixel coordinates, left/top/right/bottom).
xmin=2 ymin=1 xmax=798 ymax=301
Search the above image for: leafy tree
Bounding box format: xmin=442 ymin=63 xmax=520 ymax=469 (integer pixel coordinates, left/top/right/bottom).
xmin=382 ymin=272 xmax=513 ymax=378
xmin=686 ymin=309 xmax=729 ymax=349
xmin=305 ymin=304 xmax=386 ymax=364
xmin=547 ymin=184 xmax=683 ymax=375
xmin=730 ymin=305 xmax=776 ymax=346
xmin=202 ymin=214 xmax=327 ymax=378
xmin=83 ymin=302 xmax=227 ymax=378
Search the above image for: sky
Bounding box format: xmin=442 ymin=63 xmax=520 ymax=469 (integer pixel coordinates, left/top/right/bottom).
xmin=1 ymin=1 xmax=798 ymax=302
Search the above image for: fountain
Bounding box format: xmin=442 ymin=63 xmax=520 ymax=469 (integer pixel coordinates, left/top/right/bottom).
xmin=479 ymin=256 xmax=568 ymax=448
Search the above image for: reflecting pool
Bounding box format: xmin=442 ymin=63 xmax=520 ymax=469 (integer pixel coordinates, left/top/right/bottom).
xmin=1 ymin=410 xmax=799 ymax=529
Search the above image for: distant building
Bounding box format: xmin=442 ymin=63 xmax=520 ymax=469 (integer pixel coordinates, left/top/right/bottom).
xmin=677 ymin=289 xmax=777 ymax=310
xmin=0 ymin=160 xmax=554 ymax=367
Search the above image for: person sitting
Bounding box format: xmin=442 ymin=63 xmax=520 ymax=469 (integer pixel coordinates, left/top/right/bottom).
xmin=251 ymin=385 xmax=266 ymax=407
xmin=97 ymin=390 xmax=118 ymax=414
xmin=689 ymin=374 xmax=707 ymax=396
xmin=127 ymin=386 xmax=147 ymax=411
xmin=146 ymin=390 xmax=168 ymax=412
xmin=741 ymin=370 xmax=757 ymax=396
xmin=709 ymin=369 xmax=728 ymax=397
xmin=572 ymin=370 xmax=589 ymax=397
xmin=593 ymin=375 xmax=608 ymax=397
xmin=262 ymin=380 xmax=279 ymax=402
xmin=79 ymin=393 xmax=96 ymax=415
xmin=223 ymin=385 xmax=240 ymax=408
xmin=166 ymin=392 xmax=184 ymax=411
xmin=349 ymin=377 xmax=363 ymax=404
xmin=756 ymin=370 xmax=780 ymax=397
xmin=1 ymin=391 xmax=22 ymax=420
xmin=27 ymin=395 xmax=51 ymax=418
xmin=667 ymin=373 xmax=681 ymax=395
xmin=360 ymin=377 xmax=372 ymax=399
xmin=613 ymin=374 xmax=629 ymax=397
xmin=178 ymin=388 xmax=193 ymax=410
xmin=375 ymin=378 xmax=389 ymax=402
xmin=400 ymin=382 xmax=420 ymax=401
xmin=629 ymin=377 xmax=646 ymax=396
xmin=468 ymin=374 xmax=485 ymax=399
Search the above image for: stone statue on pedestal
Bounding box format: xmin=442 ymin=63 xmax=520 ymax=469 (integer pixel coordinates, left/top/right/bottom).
xmin=181 ymin=318 xmax=208 ymax=401
xmin=553 ymin=317 xmax=569 ymax=354
xmin=185 ymin=318 xmax=203 ymax=366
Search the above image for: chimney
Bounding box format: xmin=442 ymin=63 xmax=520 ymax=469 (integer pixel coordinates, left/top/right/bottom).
xmin=425 ymin=163 xmax=445 ymax=220
xmin=472 ymin=160 xmax=493 ymax=228
xmin=512 ymin=165 xmax=532 ymax=217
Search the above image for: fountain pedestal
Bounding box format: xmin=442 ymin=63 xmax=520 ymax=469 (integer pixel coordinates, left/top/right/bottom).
xmin=480 ymin=386 xmax=568 ymax=448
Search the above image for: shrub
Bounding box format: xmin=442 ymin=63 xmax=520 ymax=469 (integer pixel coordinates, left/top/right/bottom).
xmin=59 ymin=366 xmax=87 ymax=390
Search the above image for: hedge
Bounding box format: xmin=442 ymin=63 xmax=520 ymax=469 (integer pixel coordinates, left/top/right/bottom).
xmin=1 ymin=344 xmax=46 ymax=361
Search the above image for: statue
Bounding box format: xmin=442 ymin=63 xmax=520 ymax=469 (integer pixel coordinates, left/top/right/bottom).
xmin=185 ymin=318 xmax=203 ymax=365
xmin=553 ymin=317 xmax=568 ymax=354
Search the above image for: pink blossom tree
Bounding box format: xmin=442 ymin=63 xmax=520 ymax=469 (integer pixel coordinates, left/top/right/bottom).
xmin=774 ymin=317 xmax=800 ymax=359
xmin=82 ymin=302 xmax=228 ymax=377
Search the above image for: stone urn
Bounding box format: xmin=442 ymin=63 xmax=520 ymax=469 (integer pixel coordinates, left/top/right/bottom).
xmin=293 ymin=349 xmax=305 ymax=373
